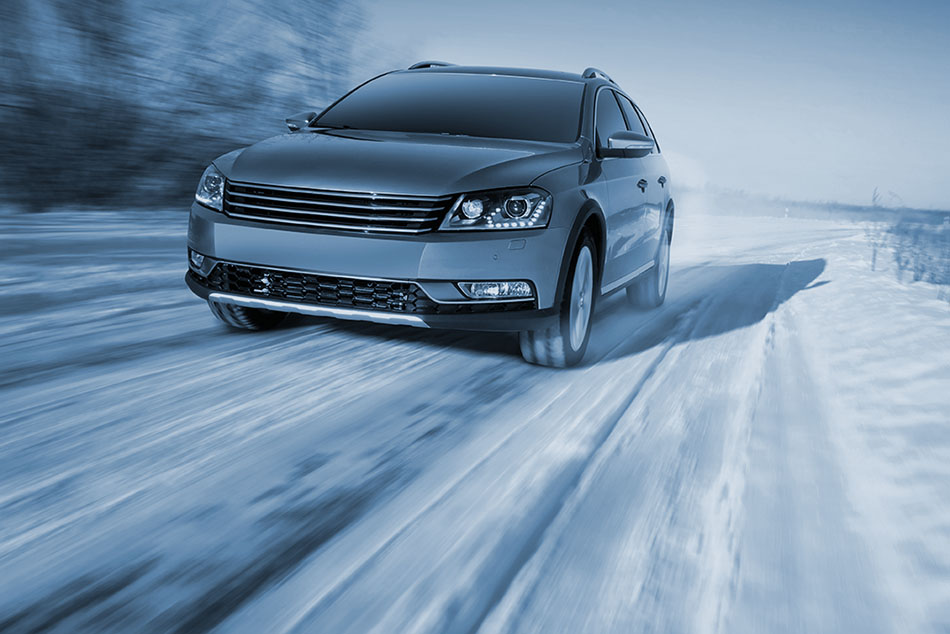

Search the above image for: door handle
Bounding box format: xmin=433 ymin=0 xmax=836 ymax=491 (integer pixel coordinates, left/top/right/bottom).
xmin=637 ymin=178 xmax=648 ymax=192
xmin=658 ymin=176 xmax=667 ymax=188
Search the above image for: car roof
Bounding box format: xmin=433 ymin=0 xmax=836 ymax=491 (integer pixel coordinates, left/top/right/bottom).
xmin=399 ymin=65 xmax=590 ymax=84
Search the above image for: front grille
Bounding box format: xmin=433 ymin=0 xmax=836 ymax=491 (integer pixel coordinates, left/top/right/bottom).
xmin=201 ymin=262 xmax=535 ymax=314
xmin=224 ymin=181 xmax=456 ymax=234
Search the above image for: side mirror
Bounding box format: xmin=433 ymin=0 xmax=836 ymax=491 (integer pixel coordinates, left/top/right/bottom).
xmin=285 ymin=111 xmax=317 ymax=131
xmin=601 ymin=130 xmax=655 ymax=158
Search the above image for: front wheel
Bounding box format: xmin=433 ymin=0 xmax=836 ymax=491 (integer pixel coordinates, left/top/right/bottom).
xmin=627 ymin=224 xmax=670 ymax=309
xmin=208 ymin=299 xmax=287 ymax=331
xmin=519 ymin=234 xmax=596 ymax=367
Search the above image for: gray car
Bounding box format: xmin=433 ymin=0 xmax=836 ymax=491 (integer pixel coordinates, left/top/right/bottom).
xmin=186 ymin=62 xmax=673 ymax=367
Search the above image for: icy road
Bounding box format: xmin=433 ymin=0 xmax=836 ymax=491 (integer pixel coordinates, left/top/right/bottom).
xmin=1 ymin=201 xmax=948 ymax=633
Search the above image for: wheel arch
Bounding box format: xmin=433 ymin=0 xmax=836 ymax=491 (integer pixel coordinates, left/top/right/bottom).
xmin=553 ymin=199 xmax=606 ymax=308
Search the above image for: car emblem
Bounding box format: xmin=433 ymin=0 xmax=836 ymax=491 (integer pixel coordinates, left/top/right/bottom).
xmin=254 ymin=274 xmax=272 ymax=295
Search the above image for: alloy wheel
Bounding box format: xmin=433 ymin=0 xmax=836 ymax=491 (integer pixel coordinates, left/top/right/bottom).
xmin=569 ymin=245 xmax=594 ymax=351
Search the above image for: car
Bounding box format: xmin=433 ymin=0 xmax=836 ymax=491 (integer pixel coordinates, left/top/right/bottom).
xmin=185 ymin=62 xmax=673 ymax=367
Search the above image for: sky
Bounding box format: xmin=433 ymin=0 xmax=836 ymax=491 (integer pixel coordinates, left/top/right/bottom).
xmin=363 ymin=0 xmax=950 ymax=209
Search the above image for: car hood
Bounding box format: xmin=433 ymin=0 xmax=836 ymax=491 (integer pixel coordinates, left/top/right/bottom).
xmin=217 ymin=129 xmax=584 ymax=196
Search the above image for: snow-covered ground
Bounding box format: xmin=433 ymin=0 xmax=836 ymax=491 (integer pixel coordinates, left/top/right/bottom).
xmin=0 ymin=200 xmax=948 ymax=633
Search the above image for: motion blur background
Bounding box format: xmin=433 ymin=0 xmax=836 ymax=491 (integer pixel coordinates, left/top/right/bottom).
xmin=2 ymin=0 xmax=948 ymax=213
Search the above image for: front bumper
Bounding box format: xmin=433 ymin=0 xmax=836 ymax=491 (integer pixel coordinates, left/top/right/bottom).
xmin=188 ymin=202 xmax=569 ymax=308
xmin=186 ymin=269 xmax=559 ymax=332
xmin=186 ymin=202 xmax=567 ymax=332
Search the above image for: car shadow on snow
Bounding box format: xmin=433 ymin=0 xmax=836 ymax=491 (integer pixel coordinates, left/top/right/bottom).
xmin=273 ymin=258 xmax=827 ymax=365
xmin=593 ymin=258 xmax=828 ymax=362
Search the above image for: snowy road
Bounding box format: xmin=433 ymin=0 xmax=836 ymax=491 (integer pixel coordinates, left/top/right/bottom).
xmin=1 ymin=203 xmax=948 ymax=633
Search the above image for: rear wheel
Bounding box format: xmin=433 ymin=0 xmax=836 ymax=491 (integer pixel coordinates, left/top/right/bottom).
xmin=519 ymin=234 xmax=596 ymax=367
xmin=627 ymin=223 xmax=670 ymax=309
xmin=208 ymin=300 xmax=287 ymax=331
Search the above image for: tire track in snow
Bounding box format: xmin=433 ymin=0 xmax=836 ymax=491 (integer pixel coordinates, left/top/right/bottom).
xmin=0 ymin=325 xmax=458 ymax=557
xmin=721 ymin=275 xmax=893 ymax=633
xmin=474 ymin=300 xmax=739 ymax=634
xmin=260 ymin=301 xmax=705 ymax=634
xmin=0 ymin=341 xmax=520 ymax=628
xmin=296 ymin=259 xmax=815 ymax=633
xmin=225 ymin=266 xmax=721 ymax=633
xmin=456 ymin=303 xmax=707 ymax=634
xmin=691 ymin=259 xmax=810 ymax=633
xmin=478 ymin=259 xmax=806 ymax=634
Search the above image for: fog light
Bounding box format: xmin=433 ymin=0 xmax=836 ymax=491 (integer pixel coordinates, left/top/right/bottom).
xmin=189 ymin=250 xmax=205 ymax=269
xmin=457 ymin=281 xmax=533 ymax=300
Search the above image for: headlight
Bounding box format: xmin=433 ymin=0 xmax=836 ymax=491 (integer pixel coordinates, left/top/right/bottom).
xmin=195 ymin=164 xmax=225 ymax=211
xmin=440 ymin=187 xmax=552 ymax=231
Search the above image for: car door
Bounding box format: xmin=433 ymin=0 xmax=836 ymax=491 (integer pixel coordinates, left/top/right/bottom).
xmin=616 ymin=94 xmax=667 ymax=270
xmin=594 ymin=89 xmax=651 ymax=292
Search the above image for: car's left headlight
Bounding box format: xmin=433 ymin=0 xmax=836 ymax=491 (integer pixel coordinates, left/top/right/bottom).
xmin=195 ymin=164 xmax=225 ymax=211
xmin=440 ymin=187 xmax=552 ymax=231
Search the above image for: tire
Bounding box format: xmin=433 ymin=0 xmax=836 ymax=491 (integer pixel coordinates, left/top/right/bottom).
xmin=208 ymin=299 xmax=287 ymax=331
xmin=627 ymin=222 xmax=671 ymax=309
xmin=519 ymin=233 xmax=596 ymax=367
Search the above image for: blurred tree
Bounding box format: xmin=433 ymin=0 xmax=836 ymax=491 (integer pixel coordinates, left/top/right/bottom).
xmin=0 ymin=0 xmax=367 ymax=211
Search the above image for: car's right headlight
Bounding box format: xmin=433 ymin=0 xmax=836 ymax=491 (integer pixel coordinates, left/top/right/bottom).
xmin=195 ymin=164 xmax=225 ymax=211
xmin=440 ymin=187 xmax=552 ymax=231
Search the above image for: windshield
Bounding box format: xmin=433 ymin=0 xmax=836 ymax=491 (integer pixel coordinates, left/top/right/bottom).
xmin=312 ymin=72 xmax=584 ymax=143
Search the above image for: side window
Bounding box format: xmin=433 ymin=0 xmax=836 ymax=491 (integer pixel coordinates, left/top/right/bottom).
xmin=616 ymin=95 xmax=646 ymax=136
xmin=634 ymin=104 xmax=660 ymax=153
xmin=594 ymin=90 xmax=627 ymax=149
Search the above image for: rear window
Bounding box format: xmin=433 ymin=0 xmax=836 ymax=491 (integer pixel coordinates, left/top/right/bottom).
xmin=313 ymin=72 xmax=585 ymax=143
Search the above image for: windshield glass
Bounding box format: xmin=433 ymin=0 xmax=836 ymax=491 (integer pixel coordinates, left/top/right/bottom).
xmin=313 ymin=72 xmax=584 ymax=143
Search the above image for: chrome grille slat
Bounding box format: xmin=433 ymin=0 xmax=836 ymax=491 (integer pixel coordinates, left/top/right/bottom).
xmin=225 ymin=212 xmax=430 ymax=234
xmin=229 ymin=181 xmax=455 ymax=202
xmin=225 ymin=200 xmax=438 ymax=223
xmin=224 ymin=181 xmax=454 ymax=233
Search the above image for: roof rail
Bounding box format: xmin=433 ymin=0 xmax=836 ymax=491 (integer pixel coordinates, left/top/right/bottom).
xmin=408 ymin=60 xmax=455 ymax=70
xmin=582 ymin=67 xmax=615 ymax=83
